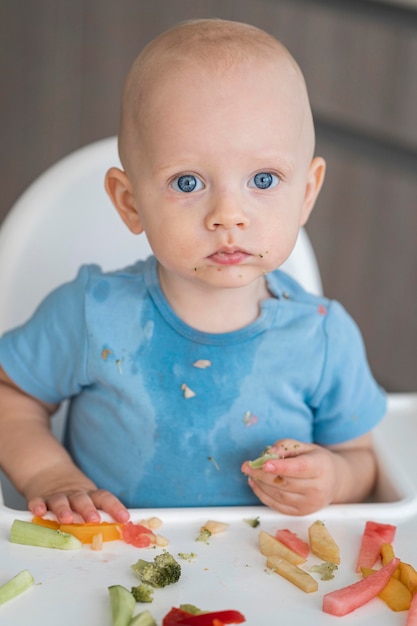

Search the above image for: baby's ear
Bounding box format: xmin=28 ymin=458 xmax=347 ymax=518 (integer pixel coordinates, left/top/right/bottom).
xmin=105 ymin=167 xmax=144 ymax=234
xmin=300 ymin=156 xmax=326 ymax=226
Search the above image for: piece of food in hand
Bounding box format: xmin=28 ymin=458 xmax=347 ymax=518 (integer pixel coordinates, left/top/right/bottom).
xmin=322 ymin=557 xmax=400 ymax=616
xmin=267 ymin=555 xmax=318 ymax=593
xmin=131 ymin=552 xmax=181 ymax=588
xmin=308 ymin=520 xmax=340 ymax=565
xmin=247 ymin=448 xmax=279 ymax=469
xmin=275 ymin=529 xmax=309 ymax=559
xmin=0 ymin=569 xmax=34 ymax=606
xmin=361 ymin=566 xmax=412 ymax=611
xmin=108 ymin=584 xmax=136 ymax=626
xmin=10 ymin=519 xmax=82 ymax=550
xmin=259 ymin=530 xmax=306 ymax=565
xmin=162 ymin=606 xmax=246 ymax=624
xmin=355 ymin=520 xmax=396 ymax=573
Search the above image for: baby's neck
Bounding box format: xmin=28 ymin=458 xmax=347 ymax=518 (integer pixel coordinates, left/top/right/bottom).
xmin=158 ymin=269 xmax=272 ymax=333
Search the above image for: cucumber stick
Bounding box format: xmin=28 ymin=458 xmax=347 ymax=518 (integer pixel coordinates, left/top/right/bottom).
xmin=108 ymin=585 xmax=136 ymax=626
xmin=10 ymin=519 xmax=82 ymax=550
xmin=0 ymin=569 xmax=34 ymax=605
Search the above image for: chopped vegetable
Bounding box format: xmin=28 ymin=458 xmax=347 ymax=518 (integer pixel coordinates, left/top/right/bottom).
xmin=243 ymin=517 xmax=260 ymax=528
xmin=131 ymin=552 xmax=181 ymax=588
xmin=162 ymin=606 xmax=245 ymax=625
xmin=178 ymin=552 xmax=197 ymax=562
xmin=310 ymin=562 xmax=338 ymax=581
xmin=195 ymin=528 xmax=212 ymax=544
xmin=201 ymin=520 xmax=229 ymax=535
xmin=59 ymin=521 xmax=121 ymax=544
xmin=275 ymin=529 xmax=309 ymax=559
xmin=259 ymin=530 xmax=306 ymax=565
xmin=361 ymin=567 xmax=412 ymax=611
xmin=355 ymin=520 xmax=396 ymax=573
xmin=131 ymin=583 xmax=154 ymax=603
xmin=267 ymin=555 xmax=318 ymax=593
xmin=10 ymin=519 xmax=82 ymax=550
xmin=308 ymin=520 xmax=340 ymax=565
xmin=130 ymin=610 xmax=157 ymax=626
xmin=0 ymin=569 xmax=34 ymax=606
xmin=322 ymin=557 xmax=400 ymax=616
xmin=108 ymin=584 xmax=136 ymax=626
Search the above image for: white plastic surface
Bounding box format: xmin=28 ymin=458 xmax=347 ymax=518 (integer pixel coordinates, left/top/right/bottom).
xmin=0 ymin=394 xmax=416 ymax=625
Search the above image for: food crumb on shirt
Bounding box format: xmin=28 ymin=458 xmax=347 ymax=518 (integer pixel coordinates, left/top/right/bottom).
xmin=193 ymin=359 xmax=212 ymax=369
xmin=181 ymin=383 xmax=196 ymax=399
xmin=317 ymin=304 xmax=327 ymax=315
xmin=101 ymin=348 xmax=112 ymax=360
xmin=208 ymin=456 xmax=220 ymax=471
xmin=243 ymin=411 xmax=259 ymax=427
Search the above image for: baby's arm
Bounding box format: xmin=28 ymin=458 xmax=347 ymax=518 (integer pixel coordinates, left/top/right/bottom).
xmin=241 ymin=433 xmax=377 ymax=515
xmin=0 ymin=367 xmax=129 ymax=523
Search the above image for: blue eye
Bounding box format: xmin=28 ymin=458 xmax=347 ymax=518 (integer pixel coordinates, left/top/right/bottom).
xmin=249 ymin=172 xmax=279 ymax=190
xmin=172 ymin=174 xmax=204 ymax=193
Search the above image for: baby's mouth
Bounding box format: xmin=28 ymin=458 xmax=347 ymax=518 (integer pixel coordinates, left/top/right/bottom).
xmin=207 ymin=247 xmax=251 ymax=266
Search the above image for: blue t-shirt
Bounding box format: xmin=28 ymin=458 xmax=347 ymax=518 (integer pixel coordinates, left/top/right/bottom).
xmin=0 ymin=256 xmax=386 ymax=507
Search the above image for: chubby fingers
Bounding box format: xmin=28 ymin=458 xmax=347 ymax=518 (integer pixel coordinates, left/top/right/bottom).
xmin=28 ymin=489 xmax=130 ymax=524
xmin=242 ymin=439 xmax=315 ymax=480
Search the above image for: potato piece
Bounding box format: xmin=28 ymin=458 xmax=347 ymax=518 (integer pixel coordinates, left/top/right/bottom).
xmin=267 ymin=555 xmax=318 ymax=593
xmin=201 ymin=520 xmax=229 ymax=534
xmin=399 ymin=561 xmax=417 ymax=595
xmin=362 ymin=567 xmax=412 ymax=611
xmin=259 ymin=530 xmax=306 ymax=565
xmin=308 ymin=520 xmax=340 ymax=565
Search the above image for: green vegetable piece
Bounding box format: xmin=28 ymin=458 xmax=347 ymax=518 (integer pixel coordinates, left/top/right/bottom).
xmin=248 ymin=452 xmax=279 ymax=469
xmin=129 ymin=610 xmax=157 ymax=626
xmin=179 ymin=604 xmax=207 ymax=615
xmin=10 ymin=519 xmax=82 ymax=550
xmin=178 ymin=552 xmax=197 ymax=562
xmin=131 ymin=583 xmax=154 ymax=603
xmin=310 ymin=561 xmax=338 ymax=581
xmin=108 ymin=585 xmax=136 ymax=626
xmin=131 ymin=552 xmax=181 ymax=588
xmin=195 ymin=528 xmax=211 ymax=543
xmin=243 ymin=517 xmax=260 ymax=528
xmin=0 ymin=569 xmax=34 ymax=606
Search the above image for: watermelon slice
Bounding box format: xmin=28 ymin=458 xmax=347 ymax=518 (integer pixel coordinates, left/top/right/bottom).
xmin=355 ymin=521 xmax=396 ymax=573
xmin=274 ymin=529 xmax=309 ymax=559
xmin=323 ymin=557 xmax=400 ymax=616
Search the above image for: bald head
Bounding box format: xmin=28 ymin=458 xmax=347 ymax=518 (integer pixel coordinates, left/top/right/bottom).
xmin=118 ymin=19 xmax=315 ymax=173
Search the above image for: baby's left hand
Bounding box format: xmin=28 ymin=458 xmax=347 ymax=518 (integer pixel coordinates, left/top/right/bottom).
xmin=241 ymin=439 xmax=341 ymax=516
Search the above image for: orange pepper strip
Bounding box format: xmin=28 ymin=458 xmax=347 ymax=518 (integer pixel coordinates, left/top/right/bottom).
xmin=32 ymin=516 xmax=60 ymax=530
xmin=59 ymin=522 xmax=121 ymax=543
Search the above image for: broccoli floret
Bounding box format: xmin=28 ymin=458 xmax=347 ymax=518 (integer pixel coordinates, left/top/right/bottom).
xmin=310 ymin=562 xmax=338 ymax=581
xmin=131 ymin=551 xmax=181 ymax=588
xmin=131 ymin=583 xmax=154 ymax=603
xmin=195 ymin=528 xmax=212 ymax=544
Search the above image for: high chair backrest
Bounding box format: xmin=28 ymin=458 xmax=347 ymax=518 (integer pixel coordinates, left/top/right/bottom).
xmin=0 ymin=136 xmax=322 ymax=508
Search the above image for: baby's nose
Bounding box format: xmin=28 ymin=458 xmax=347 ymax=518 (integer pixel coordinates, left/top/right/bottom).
xmin=205 ymin=193 xmax=249 ymax=230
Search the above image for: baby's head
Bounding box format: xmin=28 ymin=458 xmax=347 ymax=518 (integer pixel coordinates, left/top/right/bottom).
xmin=118 ymin=19 xmax=315 ymax=176
xmin=106 ymin=19 xmax=325 ymax=292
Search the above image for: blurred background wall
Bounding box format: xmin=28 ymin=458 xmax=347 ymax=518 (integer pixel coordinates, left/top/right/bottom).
xmin=0 ymin=0 xmax=416 ymax=391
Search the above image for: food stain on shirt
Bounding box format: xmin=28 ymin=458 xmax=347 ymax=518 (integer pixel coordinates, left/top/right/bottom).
xmin=243 ymin=411 xmax=259 ymax=427
xmin=181 ymin=383 xmax=196 ymax=399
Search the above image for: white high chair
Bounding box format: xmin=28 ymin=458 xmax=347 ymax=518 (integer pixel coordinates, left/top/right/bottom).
xmin=0 ymin=136 xmax=324 ymax=509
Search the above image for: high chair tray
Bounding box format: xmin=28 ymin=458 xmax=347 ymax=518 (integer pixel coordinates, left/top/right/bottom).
xmin=0 ymin=394 xmax=416 ymax=625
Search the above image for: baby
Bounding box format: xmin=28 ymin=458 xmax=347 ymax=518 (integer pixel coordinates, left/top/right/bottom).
xmin=0 ymin=19 xmax=386 ymax=523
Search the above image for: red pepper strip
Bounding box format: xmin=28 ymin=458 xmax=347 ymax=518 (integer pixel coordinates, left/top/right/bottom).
xmin=162 ymin=607 xmax=245 ymax=625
